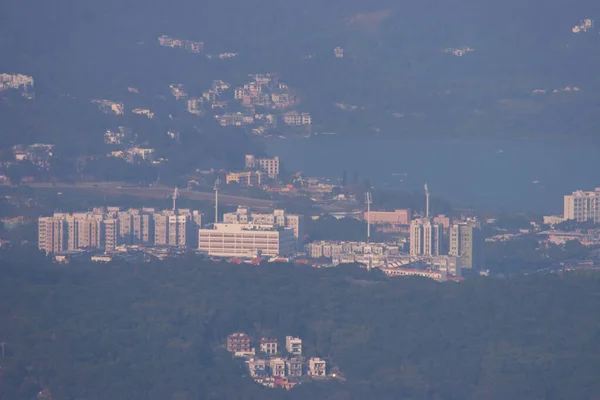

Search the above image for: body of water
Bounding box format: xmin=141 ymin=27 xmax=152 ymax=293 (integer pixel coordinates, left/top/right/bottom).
xmin=266 ymin=137 xmax=600 ymax=214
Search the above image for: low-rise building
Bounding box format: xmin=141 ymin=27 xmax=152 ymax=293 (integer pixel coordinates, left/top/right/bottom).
xmin=379 ymin=267 xmax=447 ymax=282
xmin=260 ymin=338 xmax=278 ymax=355
xmin=282 ymin=111 xmax=311 ymax=126
xmin=198 ymin=223 xmax=296 ymax=258
xmin=286 ymin=357 xmax=304 ymax=377
xmin=285 ymin=336 xmax=302 ymax=355
xmin=308 ymin=358 xmax=326 ymax=377
xmin=226 ymin=171 xmax=262 ymax=187
xmin=227 ymin=332 xmax=251 ymax=353
xmin=245 ymin=155 xmax=280 ymax=178
xmin=543 ymin=215 xmax=565 ymax=226
xmin=248 ymin=358 xmax=268 ymax=377
xmin=269 ymin=357 xmax=286 ymax=377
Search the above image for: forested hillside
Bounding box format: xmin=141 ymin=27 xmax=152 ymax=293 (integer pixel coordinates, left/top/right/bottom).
xmin=1 ymin=249 xmax=600 ymax=399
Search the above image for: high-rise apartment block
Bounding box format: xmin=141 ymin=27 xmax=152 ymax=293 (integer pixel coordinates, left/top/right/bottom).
xmin=38 ymin=207 xmax=202 ymax=254
xmin=564 ymin=188 xmax=600 ymax=223
xmin=245 ymin=154 xmax=280 ymax=178
xmin=409 ymin=218 xmax=443 ymax=256
xmin=223 ymin=206 xmax=304 ymax=250
xmin=449 ymin=222 xmax=482 ymax=269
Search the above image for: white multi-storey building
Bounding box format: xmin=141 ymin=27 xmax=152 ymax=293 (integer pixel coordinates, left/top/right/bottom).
xmin=198 ymin=223 xmax=295 ymax=258
xmin=410 ymin=218 xmax=443 ymax=256
xmin=223 ymin=207 xmax=304 ymax=249
xmin=564 ymin=189 xmax=600 ymax=223
xmin=285 ymin=336 xmax=302 ymax=355
xmin=245 ymin=154 xmax=280 ymax=178
xmin=308 ymin=358 xmax=326 ymax=377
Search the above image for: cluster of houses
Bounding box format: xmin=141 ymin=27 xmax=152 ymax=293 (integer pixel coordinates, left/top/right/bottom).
xmin=158 ymin=35 xmax=203 ymax=53
xmin=0 ymin=73 xmax=34 ymax=99
xmin=226 ymin=333 xmax=328 ymax=389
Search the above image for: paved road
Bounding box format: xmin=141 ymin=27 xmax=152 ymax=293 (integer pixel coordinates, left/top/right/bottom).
xmin=16 ymin=182 xmax=279 ymax=209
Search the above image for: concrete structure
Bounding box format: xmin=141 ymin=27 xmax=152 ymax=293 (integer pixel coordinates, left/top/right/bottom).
xmin=433 ymin=214 xmax=451 ymax=229
xmin=543 ymin=215 xmax=565 ymax=226
xmin=245 ymin=155 xmax=280 ymax=178
xmin=285 ymin=336 xmax=302 ymax=355
xmin=430 ymin=255 xmax=461 ymax=277
xmin=449 ymin=222 xmax=482 ymax=269
xmin=227 ymin=332 xmax=251 ymax=353
xmin=260 ymin=338 xmax=278 ymax=355
xmin=282 ymin=112 xmax=312 ymax=126
xmin=410 ymin=218 xmax=443 ymax=256
xmin=379 ymin=267 xmax=447 ymax=281
xmin=226 ymin=171 xmax=262 ymax=187
xmin=269 ymin=358 xmax=286 ymax=377
xmin=38 ymin=216 xmax=67 ymax=253
xmin=564 ymin=189 xmax=600 ymax=223
xmin=248 ymin=358 xmax=268 ymax=377
xmin=223 ymin=207 xmax=304 ymax=250
xmin=305 ymin=240 xmax=400 ymax=261
xmin=38 ymin=207 xmax=202 ymax=254
xmin=198 ymin=223 xmax=295 ymax=258
xmin=365 ymin=209 xmax=412 ymax=226
xmin=308 ymin=358 xmax=326 ymax=377
xmin=286 ymin=357 xmax=304 ymax=377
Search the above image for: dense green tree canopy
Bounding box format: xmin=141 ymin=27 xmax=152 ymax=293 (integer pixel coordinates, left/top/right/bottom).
xmin=1 ymin=248 xmax=600 ymax=399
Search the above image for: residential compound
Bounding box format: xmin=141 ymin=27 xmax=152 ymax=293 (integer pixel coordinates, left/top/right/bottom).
xmin=564 ymin=188 xmax=600 ymax=223
xmin=226 ymin=333 xmax=330 ymax=390
xmin=223 ymin=206 xmax=304 ymax=248
xmin=38 ymin=207 xmax=202 ymax=254
xmin=245 ymin=154 xmax=280 ymax=178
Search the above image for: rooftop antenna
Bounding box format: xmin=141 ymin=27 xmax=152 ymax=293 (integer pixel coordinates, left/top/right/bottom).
xmin=172 ymin=187 xmax=178 ymax=212
xmin=214 ymin=178 xmax=220 ymax=223
xmin=365 ymin=191 xmax=372 ymax=243
xmin=424 ymin=183 xmax=430 ymax=219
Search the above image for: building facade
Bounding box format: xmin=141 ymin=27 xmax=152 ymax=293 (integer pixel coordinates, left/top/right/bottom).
xmin=223 ymin=207 xmax=304 ymax=250
xmin=285 ymin=336 xmax=302 ymax=355
xmin=308 ymin=358 xmax=326 ymax=377
xmin=38 ymin=207 xmax=202 ymax=254
xmin=227 ymin=332 xmax=251 ymax=353
xmin=226 ymin=171 xmax=262 ymax=187
xmin=260 ymin=338 xmax=278 ymax=355
xmin=365 ymin=209 xmax=412 ymax=225
xmin=449 ymin=222 xmax=482 ymax=269
xmin=245 ymin=154 xmax=280 ymax=178
xmin=198 ymin=223 xmax=296 ymax=258
xmin=410 ymin=218 xmax=443 ymax=256
xmin=564 ymin=189 xmax=600 ymax=223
